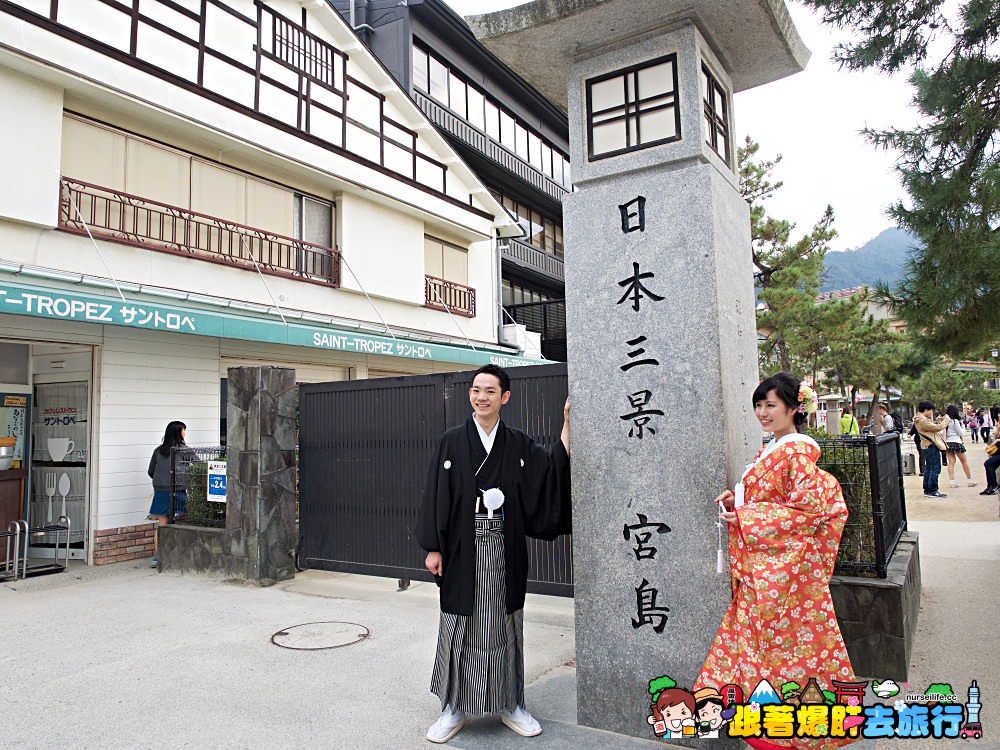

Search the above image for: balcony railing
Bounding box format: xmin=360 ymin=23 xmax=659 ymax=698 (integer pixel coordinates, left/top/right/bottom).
xmin=414 ymin=91 xmax=569 ymax=204
xmin=58 ymin=178 xmax=341 ymax=286
xmin=502 ymin=237 xmax=564 ymax=281
xmin=425 ymin=275 xmax=476 ymax=318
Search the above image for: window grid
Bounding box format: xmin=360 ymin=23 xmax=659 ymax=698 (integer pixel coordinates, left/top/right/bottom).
xmin=493 ymin=189 xmax=564 ymax=259
xmin=702 ymin=65 xmax=731 ymax=165
xmin=585 ymin=54 xmax=681 ymax=160
xmin=412 ymin=43 xmax=571 ymax=190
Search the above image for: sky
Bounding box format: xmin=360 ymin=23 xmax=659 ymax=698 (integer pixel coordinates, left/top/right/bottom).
xmin=443 ymin=0 xmax=917 ymax=252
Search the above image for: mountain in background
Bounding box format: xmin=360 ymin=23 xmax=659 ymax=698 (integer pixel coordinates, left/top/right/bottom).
xmin=820 ymin=227 xmax=919 ymax=293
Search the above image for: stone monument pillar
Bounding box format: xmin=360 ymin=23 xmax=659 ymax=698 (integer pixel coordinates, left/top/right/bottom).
xmin=226 ymin=365 xmax=298 ymax=582
xmin=469 ymin=1 xmax=809 ymax=742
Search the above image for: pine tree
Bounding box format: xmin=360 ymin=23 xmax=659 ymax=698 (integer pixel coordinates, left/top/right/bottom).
xmin=740 ymin=138 xmax=837 ymax=373
xmin=800 ymin=0 xmax=1000 ymax=357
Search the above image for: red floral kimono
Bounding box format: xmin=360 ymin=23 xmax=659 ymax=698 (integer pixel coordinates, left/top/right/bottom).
xmin=697 ymin=436 xmax=856 ymax=750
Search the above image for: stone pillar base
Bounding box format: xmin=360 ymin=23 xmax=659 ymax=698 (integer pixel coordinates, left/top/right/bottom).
xmin=831 ymin=531 xmax=921 ymax=681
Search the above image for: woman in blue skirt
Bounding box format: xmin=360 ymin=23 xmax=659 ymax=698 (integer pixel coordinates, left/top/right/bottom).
xmin=148 ymin=421 xmax=187 ymax=567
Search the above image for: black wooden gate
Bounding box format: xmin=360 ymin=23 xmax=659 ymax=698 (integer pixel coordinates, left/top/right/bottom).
xmin=298 ymin=362 xmax=573 ymax=596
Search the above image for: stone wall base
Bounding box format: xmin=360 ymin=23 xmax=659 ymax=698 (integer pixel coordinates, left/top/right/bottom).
xmin=93 ymin=523 xmax=156 ymax=564
xmin=157 ymin=524 xmax=263 ymax=580
xmin=831 ymin=531 xmax=921 ymax=681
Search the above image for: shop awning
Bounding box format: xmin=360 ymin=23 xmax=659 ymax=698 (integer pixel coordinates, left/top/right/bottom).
xmin=0 ymin=277 xmax=549 ymax=368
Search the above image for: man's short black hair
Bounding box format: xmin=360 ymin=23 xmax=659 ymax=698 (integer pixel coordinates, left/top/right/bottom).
xmin=473 ymin=363 xmax=510 ymax=394
xmin=918 ymin=400 xmax=935 ymax=413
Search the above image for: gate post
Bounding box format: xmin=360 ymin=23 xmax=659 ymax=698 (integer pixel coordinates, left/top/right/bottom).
xmin=226 ymin=365 xmax=297 ymax=582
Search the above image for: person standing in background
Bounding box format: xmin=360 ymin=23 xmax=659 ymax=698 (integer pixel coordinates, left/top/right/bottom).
xmin=839 ymin=405 xmax=860 ymax=436
xmin=148 ymin=420 xmax=188 ymax=568
xmin=914 ymin=402 xmax=949 ymax=498
xmin=969 ymin=411 xmax=980 ymax=443
xmin=878 ymin=404 xmax=894 ymax=433
xmin=944 ymin=404 xmax=976 ymax=488
xmin=981 ymin=408 xmax=994 ymax=443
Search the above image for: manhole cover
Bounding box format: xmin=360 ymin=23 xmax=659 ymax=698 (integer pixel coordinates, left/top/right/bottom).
xmin=271 ymin=621 xmax=370 ymax=650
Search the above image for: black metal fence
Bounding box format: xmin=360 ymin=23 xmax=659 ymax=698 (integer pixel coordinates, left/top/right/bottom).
xmin=169 ymin=446 xmax=227 ymax=528
xmin=298 ymin=363 xmax=573 ymax=596
xmin=505 ymin=300 xmax=567 ymax=362
xmin=815 ymin=433 xmax=907 ymax=579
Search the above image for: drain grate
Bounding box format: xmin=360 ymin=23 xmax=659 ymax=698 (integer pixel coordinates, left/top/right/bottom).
xmin=270 ymin=621 xmax=370 ymax=650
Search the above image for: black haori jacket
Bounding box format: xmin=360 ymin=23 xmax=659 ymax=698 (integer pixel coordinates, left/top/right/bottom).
xmin=416 ymin=416 xmax=571 ymax=616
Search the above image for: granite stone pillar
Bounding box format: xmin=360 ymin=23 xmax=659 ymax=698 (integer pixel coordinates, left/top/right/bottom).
xmin=562 ymin=30 xmax=759 ymax=743
xmin=226 ymin=366 xmax=297 ymax=582
xmin=468 ymin=1 xmax=810 ymax=742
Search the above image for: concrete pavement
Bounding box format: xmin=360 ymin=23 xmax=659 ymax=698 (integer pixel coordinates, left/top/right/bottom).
xmin=1 ymin=438 xmax=998 ymax=749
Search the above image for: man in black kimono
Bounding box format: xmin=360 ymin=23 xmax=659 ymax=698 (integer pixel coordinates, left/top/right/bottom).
xmin=417 ymin=364 xmax=571 ymax=744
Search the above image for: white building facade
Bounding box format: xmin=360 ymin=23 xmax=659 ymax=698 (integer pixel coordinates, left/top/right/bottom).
xmin=0 ymin=0 xmax=533 ymax=565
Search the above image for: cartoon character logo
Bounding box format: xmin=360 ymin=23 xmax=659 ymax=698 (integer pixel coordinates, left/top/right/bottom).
xmin=694 ymin=687 xmax=736 ymax=737
xmin=646 ymin=676 xmax=697 ymax=738
xmin=872 ymin=679 xmax=900 ymax=699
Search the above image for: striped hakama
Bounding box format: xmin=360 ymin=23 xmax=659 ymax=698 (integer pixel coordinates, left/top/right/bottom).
xmin=430 ymin=516 xmax=525 ymax=715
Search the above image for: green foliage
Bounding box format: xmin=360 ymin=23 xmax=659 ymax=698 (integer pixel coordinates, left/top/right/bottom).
xmin=740 ymin=137 xmax=838 ymax=374
xmin=816 ymin=439 xmax=877 ymax=576
xmin=823 ymin=690 xmax=837 ymax=705
xmin=648 ymin=675 xmax=676 ymax=698
xmin=184 ymin=461 xmax=226 ymax=527
xmin=801 ymin=0 xmax=1000 ymax=358
xmin=900 ymin=362 xmax=998 ymax=408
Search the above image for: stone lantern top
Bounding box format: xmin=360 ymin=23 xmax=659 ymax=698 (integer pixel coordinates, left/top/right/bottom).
xmin=467 ymin=0 xmax=810 ymax=110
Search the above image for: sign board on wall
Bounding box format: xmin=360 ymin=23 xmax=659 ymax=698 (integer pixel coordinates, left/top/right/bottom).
xmin=0 ymin=281 xmax=548 ymax=368
xmin=207 ymin=461 xmax=227 ymax=503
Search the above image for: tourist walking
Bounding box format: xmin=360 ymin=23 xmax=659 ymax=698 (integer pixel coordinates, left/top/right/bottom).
xmin=914 ymin=402 xmax=949 ymax=498
xmin=697 ymin=373 xmax=855 ymax=750
xmin=980 ymin=408 xmax=994 ymax=443
xmin=969 ymin=411 xmax=980 ymax=443
xmin=944 ymin=404 xmax=975 ymax=488
xmin=416 ymin=364 xmax=571 ymax=744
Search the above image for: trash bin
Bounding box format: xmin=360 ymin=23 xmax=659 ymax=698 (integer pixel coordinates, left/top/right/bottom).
xmin=901 ymin=453 xmax=916 ymax=476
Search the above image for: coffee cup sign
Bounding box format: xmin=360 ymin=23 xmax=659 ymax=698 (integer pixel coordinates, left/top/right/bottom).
xmin=47 ymin=437 xmax=75 ymax=462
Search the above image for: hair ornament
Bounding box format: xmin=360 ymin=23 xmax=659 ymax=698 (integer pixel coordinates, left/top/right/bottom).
xmin=797 ymin=382 xmax=818 ymax=415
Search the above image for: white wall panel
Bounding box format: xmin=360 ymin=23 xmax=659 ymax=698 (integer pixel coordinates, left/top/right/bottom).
xmin=137 ymin=24 xmax=199 ymax=82
xmin=202 ymin=56 xmax=256 ymax=108
xmin=95 ymin=327 xmax=220 ymax=531
xmin=59 ymin=0 xmax=132 ymax=53
xmin=205 ymin=2 xmax=257 ymax=64
xmin=0 ymin=71 xmax=62 ymax=227
xmin=139 ymin=1 xmax=200 ymax=39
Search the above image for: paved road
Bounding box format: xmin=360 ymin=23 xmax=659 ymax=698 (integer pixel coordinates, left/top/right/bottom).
xmin=2 ymin=438 xmax=997 ymax=749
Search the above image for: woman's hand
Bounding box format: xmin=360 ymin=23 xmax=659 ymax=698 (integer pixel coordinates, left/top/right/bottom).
xmin=714 ymin=490 xmax=738 ymax=526
xmin=714 ymin=490 xmax=735 ymax=510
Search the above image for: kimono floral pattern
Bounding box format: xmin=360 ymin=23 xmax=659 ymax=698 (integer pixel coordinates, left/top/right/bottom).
xmin=697 ymin=439 xmax=856 ymax=750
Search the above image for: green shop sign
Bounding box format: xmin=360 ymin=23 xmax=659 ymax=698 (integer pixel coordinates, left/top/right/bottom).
xmin=0 ymin=281 xmax=547 ymax=368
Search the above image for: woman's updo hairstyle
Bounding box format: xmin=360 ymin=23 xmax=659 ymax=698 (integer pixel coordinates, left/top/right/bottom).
xmin=752 ymin=372 xmax=808 ymax=428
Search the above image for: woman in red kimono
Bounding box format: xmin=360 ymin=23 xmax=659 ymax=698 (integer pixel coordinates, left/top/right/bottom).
xmin=697 ymin=372 xmax=856 ymax=750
